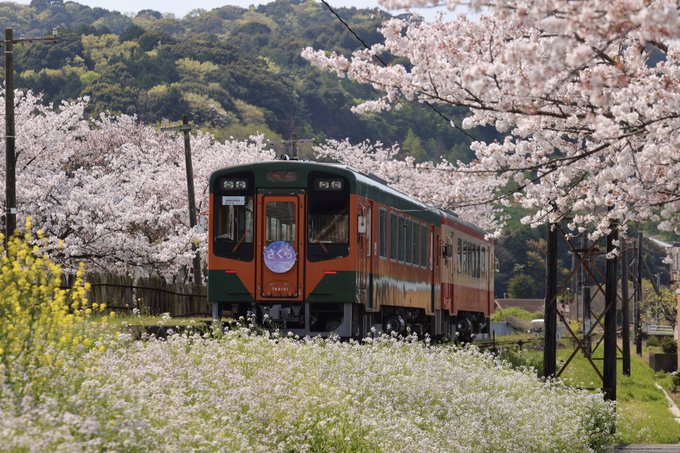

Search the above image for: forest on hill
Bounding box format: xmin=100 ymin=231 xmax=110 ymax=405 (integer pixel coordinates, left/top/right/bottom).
xmin=0 ymin=0 xmax=485 ymax=163
xmin=0 ymin=0 xmax=673 ymax=296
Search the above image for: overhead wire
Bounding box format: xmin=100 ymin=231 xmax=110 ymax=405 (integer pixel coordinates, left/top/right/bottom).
xmin=319 ymin=0 xmax=478 ymax=142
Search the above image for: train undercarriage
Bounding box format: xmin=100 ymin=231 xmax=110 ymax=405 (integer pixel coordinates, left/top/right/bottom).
xmin=213 ymin=302 xmax=489 ymax=343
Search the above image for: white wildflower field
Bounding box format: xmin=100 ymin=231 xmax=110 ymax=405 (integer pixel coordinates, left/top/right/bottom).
xmin=0 ymin=326 xmax=615 ymax=452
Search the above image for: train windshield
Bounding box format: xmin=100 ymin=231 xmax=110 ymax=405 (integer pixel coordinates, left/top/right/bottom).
xmin=307 ymin=171 xmax=349 ymax=262
xmin=214 ymin=196 xmax=254 ymax=261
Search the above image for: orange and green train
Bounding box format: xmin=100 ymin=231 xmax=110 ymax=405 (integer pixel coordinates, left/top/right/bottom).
xmin=208 ymin=160 xmax=494 ymax=340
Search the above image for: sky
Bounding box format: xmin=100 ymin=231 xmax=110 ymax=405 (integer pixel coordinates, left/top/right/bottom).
xmin=11 ymin=0 xmax=455 ymax=21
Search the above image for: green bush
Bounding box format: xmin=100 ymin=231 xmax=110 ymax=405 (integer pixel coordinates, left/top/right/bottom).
xmin=660 ymin=337 xmax=677 ymax=354
xmin=646 ymin=336 xmax=660 ymax=348
xmin=672 ymin=371 xmax=680 ymax=392
xmin=491 ymin=307 xmax=543 ymax=322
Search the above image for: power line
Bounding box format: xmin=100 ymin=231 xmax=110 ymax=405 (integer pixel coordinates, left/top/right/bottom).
xmin=319 ymin=0 xmax=478 ymax=142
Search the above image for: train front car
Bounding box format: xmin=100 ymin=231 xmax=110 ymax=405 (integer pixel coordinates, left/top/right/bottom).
xmin=208 ymin=161 xmax=359 ymax=337
xmin=208 ymin=160 xmax=494 ymax=340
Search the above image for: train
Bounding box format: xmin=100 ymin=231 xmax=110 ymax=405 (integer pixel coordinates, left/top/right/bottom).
xmin=207 ymin=160 xmax=494 ymax=341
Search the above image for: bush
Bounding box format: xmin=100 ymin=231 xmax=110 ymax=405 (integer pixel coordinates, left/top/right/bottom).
xmin=672 ymin=371 xmax=680 ymax=392
xmin=646 ymin=336 xmax=660 ymax=348
xmin=661 ymin=337 xmax=677 ymax=354
xmin=0 ymin=220 xmax=104 ymax=400
xmin=491 ymin=307 xmax=543 ymax=322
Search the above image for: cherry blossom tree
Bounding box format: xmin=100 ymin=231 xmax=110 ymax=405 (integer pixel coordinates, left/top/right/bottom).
xmin=0 ymin=92 xmax=275 ymax=277
xmin=303 ymin=0 xmax=680 ymax=240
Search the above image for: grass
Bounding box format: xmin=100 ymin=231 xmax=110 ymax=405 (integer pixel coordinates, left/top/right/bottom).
xmin=505 ymin=342 xmax=680 ymax=444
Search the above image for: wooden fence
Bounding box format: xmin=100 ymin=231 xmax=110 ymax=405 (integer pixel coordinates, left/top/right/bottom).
xmin=81 ymin=273 xmax=210 ymax=317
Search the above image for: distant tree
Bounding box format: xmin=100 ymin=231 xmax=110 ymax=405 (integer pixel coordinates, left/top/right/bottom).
xmin=402 ymin=129 xmax=428 ymax=162
xmin=508 ymin=273 xmax=540 ymax=299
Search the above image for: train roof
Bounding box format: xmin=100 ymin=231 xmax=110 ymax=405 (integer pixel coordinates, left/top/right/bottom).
xmin=210 ymin=160 xmax=489 ymax=237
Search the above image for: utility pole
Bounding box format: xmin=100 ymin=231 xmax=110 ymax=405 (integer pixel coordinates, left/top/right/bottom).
xmin=582 ymin=235 xmax=592 ymax=355
xmin=4 ymin=28 xmax=57 ymax=244
xmin=622 ymin=240 xmax=631 ymax=376
xmin=635 ymin=230 xmax=643 ymax=355
xmin=272 ymin=130 xmax=314 ymax=160
xmin=543 ymin=224 xmax=558 ymax=378
xmin=603 ymin=222 xmax=618 ymax=401
xmin=161 ymin=115 xmax=202 ymax=285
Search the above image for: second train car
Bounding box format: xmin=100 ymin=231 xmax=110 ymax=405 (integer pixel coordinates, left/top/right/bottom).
xmin=208 ymin=160 xmax=494 ymax=340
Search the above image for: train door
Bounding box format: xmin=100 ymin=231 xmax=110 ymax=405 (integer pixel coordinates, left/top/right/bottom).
xmin=256 ymin=193 xmax=304 ymax=300
xmin=357 ymin=203 xmax=372 ymax=307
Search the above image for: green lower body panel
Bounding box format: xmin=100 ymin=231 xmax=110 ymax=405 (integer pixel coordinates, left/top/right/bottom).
xmin=208 ymin=270 xmax=253 ymax=303
xmin=307 ymin=271 xmax=356 ymax=303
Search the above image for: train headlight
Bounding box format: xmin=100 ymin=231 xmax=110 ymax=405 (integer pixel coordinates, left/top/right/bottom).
xmin=235 ymin=180 xmax=247 ymax=189
xmin=315 ymin=179 xmax=344 ymax=190
xmin=223 ymin=180 xmax=235 ymax=190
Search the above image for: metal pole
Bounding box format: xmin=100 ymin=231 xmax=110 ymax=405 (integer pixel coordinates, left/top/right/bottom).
xmin=635 ymin=231 xmax=643 ymax=355
xmin=4 ymin=28 xmax=16 ymax=243
xmin=603 ymin=223 xmax=618 ymax=401
xmin=181 ymin=115 xmax=202 ymax=285
xmin=622 ymin=239 xmax=631 ymax=376
xmin=582 ymin=235 xmax=592 ymax=355
xmin=543 ymin=224 xmax=558 ymax=378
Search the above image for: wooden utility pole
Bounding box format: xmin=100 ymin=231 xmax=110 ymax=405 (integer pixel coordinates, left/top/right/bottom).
xmin=5 ymin=28 xmax=15 ymax=243
xmin=4 ymin=28 xmax=58 ymax=244
xmin=161 ymin=115 xmax=202 ymax=285
xmin=272 ymin=130 xmax=314 ymax=160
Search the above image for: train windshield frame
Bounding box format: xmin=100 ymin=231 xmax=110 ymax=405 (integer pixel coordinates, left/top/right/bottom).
xmin=213 ymin=172 xmax=255 ymax=261
xmin=307 ymin=171 xmax=350 ymax=262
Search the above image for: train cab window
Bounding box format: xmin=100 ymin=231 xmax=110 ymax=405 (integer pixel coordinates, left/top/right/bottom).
xmin=405 ymin=220 xmax=412 ymax=264
xmin=266 ymin=202 xmax=296 ymax=244
xmin=307 ymin=171 xmax=349 ymax=262
xmin=379 ymin=209 xmax=387 ymax=258
xmin=421 ymin=225 xmax=427 ymax=268
xmin=213 ymin=172 xmax=254 ymax=261
xmin=413 ymin=223 xmax=419 ymax=267
xmin=389 ymin=213 xmax=397 ymax=260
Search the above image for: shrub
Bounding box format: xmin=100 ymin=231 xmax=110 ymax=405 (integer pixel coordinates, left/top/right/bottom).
xmin=661 ymin=337 xmax=677 ymax=354
xmin=646 ymin=336 xmax=660 ymax=348
xmin=491 ymin=307 xmax=543 ymax=322
xmin=672 ymin=371 xmax=680 ymax=393
xmin=0 ymin=220 xmax=104 ymax=400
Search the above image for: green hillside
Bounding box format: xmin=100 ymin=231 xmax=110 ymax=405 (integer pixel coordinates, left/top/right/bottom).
xmin=0 ymin=0 xmax=489 ymax=162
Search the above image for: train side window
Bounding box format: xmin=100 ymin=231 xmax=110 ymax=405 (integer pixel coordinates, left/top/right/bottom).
xmin=413 ymin=223 xmax=419 ymax=267
xmin=379 ymin=209 xmax=387 ymax=259
xmin=462 ymin=241 xmax=468 ymax=275
xmin=389 ymin=213 xmax=397 ymax=260
xmin=405 ymin=220 xmax=412 ymax=264
xmin=476 ymin=245 xmax=481 ymax=278
xmin=398 ymin=216 xmax=405 ymax=262
xmin=421 ymin=225 xmax=427 ymax=268
xmin=481 ymin=246 xmax=487 ymax=279
xmin=456 ymin=238 xmax=462 ymax=274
